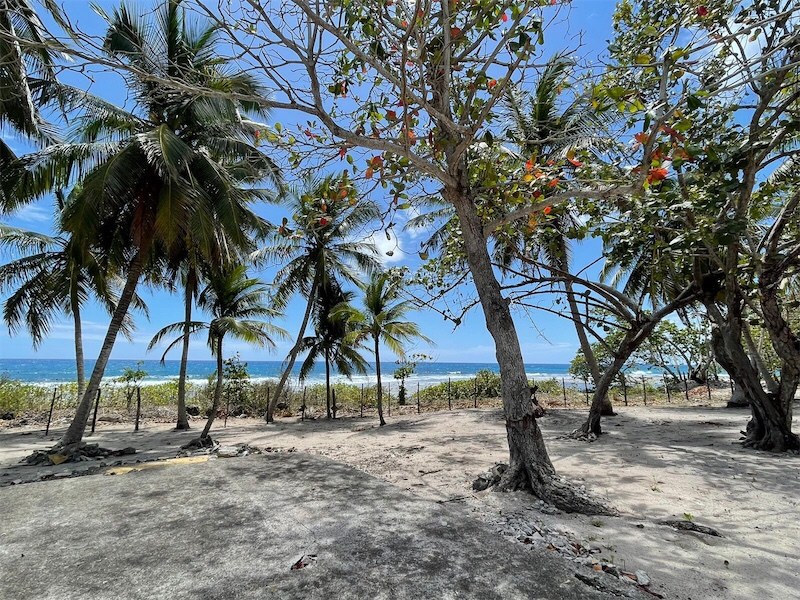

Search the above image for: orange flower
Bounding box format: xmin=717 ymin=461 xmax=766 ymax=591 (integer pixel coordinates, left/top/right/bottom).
xmin=543 ymin=206 xmax=553 ymax=215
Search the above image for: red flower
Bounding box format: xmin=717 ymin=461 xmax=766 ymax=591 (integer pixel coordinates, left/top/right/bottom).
xmin=696 ymin=6 xmax=709 ymax=17
xmin=543 ymin=206 xmax=553 ymax=215
xmin=319 ymin=217 xmax=329 ymax=226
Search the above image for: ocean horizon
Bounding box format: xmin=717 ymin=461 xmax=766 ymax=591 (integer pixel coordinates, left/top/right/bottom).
xmin=0 ymin=358 xmax=675 ymax=389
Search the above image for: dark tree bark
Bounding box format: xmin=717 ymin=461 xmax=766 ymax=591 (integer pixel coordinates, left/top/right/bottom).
xmin=708 ymin=304 xmax=799 ymax=452
xmin=450 ymin=190 xmax=609 ymax=514
xmin=59 ymin=251 xmax=145 ymax=449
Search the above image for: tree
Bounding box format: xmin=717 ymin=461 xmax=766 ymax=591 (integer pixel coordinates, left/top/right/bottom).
xmin=597 ymin=0 xmax=800 ymax=450
xmin=0 ymin=223 xmax=133 ymax=398
xmin=298 ymin=278 xmax=368 ymax=419
xmin=393 ymin=353 xmax=430 ymax=405
xmin=3 ymin=0 xmax=673 ymax=509
xmin=253 ymin=175 xmax=379 ymax=422
xmin=333 ymin=272 xmax=431 ymax=426
xmin=149 ymin=265 xmax=286 ymax=442
xmin=6 ymin=0 xmax=275 ymax=453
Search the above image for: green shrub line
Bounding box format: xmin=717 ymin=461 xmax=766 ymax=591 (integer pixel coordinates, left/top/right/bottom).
xmin=0 ymin=368 xmax=709 ymax=419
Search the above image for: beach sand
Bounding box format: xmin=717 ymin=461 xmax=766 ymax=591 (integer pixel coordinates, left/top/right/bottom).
xmin=1 ymin=399 xmax=798 ymax=600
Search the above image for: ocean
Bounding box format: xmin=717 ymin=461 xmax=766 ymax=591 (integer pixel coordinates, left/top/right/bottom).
xmin=0 ymin=358 xmax=589 ymax=388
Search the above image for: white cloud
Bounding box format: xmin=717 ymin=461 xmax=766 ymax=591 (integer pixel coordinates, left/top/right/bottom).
xmin=13 ymin=204 xmax=53 ymax=224
xmin=366 ymin=227 xmax=408 ymax=265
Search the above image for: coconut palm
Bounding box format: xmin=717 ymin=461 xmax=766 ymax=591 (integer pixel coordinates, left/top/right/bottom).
xmin=0 ymin=223 xmax=138 ymax=398
xmin=298 ymin=278 xmax=368 ymax=419
xmin=10 ymin=0 xmax=277 ymax=451
xmin=252 ymin=175 xmax=379 ymax=422
xmin=331 ymin=272 xmax=431 ymax=426
xmin=149 ymin=265 xmax=286 ymax=441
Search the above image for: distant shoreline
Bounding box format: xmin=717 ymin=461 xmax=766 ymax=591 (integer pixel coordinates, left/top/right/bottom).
xmin=0 ymin=358 xmax=690 ymax=389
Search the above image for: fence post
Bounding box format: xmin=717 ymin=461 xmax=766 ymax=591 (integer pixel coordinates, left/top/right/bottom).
xmin=562 ymin=378 xmax=567 ymax=408
xmin=683 ymin=375 xmax=690 ymax=402
xmin=360 ymin=383 xmax=364 ymax=418
xmin=45 ymin=387 xmax=57 ymax=436
xmin=583 ymin=376 xmax=589 ymax=405
xmin=90 ymin=388 xmax=102 ymax=434
xmin=417 ymin=381 xmax=420 ymax=414
xmin=135 ymin=387 xmax=142 ymax=432
xmin=301 ymin=387 xmax=307 ymax=422
xmin=224 ymin=387 xmax=230 ymax=428
xmin=706 ymin=373 xmax=712 ymax=402
xmin=664 ymin=374 xmax=671 ymax=403
xmin=622 ymin=376 xmax=628 ymax=406
xmin=641 ymin=378 xmax=647 ymax=406
xmin=474 ymin=377 xmax=478 ymax=409
xmin=448 ymin=377 xmax=452 ymax=410
xmin=387 ymin=383 xmax=391 ymax=417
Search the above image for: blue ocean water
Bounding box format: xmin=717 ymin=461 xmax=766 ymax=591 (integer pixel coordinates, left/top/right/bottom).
xmin=0 ymin=358 xmax=576 ymax=387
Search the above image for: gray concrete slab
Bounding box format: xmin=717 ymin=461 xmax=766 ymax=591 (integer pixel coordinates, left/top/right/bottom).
xmin=0 ymin=453 xmax=642 ymax=599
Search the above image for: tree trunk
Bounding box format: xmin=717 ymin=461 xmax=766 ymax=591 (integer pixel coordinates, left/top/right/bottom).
xmin=59 ymin=251 xmax=144 ymax=449
xmin=201 ymin=337 xmax=224 ymax=440
xmin=565 ymin=284 xmax=614 ymax=417
xmin=325 ymin=346 xmax=332 ymax=419
xmin=70 ymin=285 xmax=85 ymax=400
xmin=449 ymin=190 xmax=608 ymax=514
xmin=710 ymin=316 xmax=798 ymax=451
xmin=374 ymin=335 xmax=385 ymax=426
xmin=266 ymin=280 xmax=318 ymax=422
xmin=742 ymin=321 xmax=779 ymax=395
xmin=175 ymin=274 xmax=194 ymax=430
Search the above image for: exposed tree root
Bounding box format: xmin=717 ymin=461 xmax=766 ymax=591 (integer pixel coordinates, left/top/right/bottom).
xmin=23 ymin=442 xmax=136 ymax=465
xmin=484 ymin=462 xmax=617 ymax=516
xmin=180 ymin=436 xmax=217 ymax=450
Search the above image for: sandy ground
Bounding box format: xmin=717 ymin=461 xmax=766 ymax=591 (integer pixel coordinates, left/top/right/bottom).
xmin=2 ymin=400 xmax=799 ymax=600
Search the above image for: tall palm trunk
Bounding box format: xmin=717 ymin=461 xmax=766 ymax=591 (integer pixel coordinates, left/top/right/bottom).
xmin=449 ymin=189 xmax=606 ymax=513
xmin=374 ymin=334 xmax=385 ymax=426
xmin=266 ymin=278 xmax=318 ymax=422
xmin=325 ymin=346 xmax=332 ymax=419
xmin=59 ymin=251 xmax=144 ymax=448
xmin=201 ymin=336 xmax=224 ymax=439
xmin=175 ymin=273 xmax=195 ymax=430
xmin=70 ymin=284 xmax=86 ymax=399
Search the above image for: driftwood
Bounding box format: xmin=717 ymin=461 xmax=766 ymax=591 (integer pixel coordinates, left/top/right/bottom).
xmin=660 ymin=520 xmax=722 ymax=537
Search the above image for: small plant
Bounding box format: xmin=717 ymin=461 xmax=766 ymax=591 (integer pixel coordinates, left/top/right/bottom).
xmin=117 ymin=361 xmax=148 ymax=412
xmin=591 ymin=519 xmax=605 ymax=528
xmin=683 ymin=512 xmax=695 ymax=522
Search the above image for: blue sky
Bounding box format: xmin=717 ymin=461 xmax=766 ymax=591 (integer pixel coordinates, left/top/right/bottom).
xmin=0 ymin=0 xmax=619 ymax=365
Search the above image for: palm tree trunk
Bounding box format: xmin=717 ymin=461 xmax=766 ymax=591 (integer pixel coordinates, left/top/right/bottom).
xmin=325 ymin=346 xmax=332 ymax=419
xmin=59 ymin=251 xmax=145 ymax=449
xmin=565 ymin=283 xmax=614 ymax=417
xmin=566 ymin=283 xmax=601 ymax=382
xmin=70 ymin=284 xmax=86 ymax=400
xmin=374 ymin=335 xmax=385 ymax=426
xmin=176 ymin=274 xmax=195 ymax=430
xmin=201 ymin=336 xmax=224 ymax=439
xmin=449 ymin=190 xmax=607 ymax=514
xmin=266 ymin=279 xmax=318 ymax=422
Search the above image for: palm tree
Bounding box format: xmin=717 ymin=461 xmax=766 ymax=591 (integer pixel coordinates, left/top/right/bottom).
xmin=252 ymin=175 xmax=379 ymax=422
xmin=332 ymin=272 xmax=431 ymax=426
xmin=0 ymin=223 xmax=132 ymax=398
xmin=149 ymin=265 xmax=286 ymax=442
xmin=298 ymin=279 xmax=368 ymax=419
xmin=0 ymin=0 xmax=61 ymax=152
xmin=10 ymin=0 xmax=276 ymax=452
